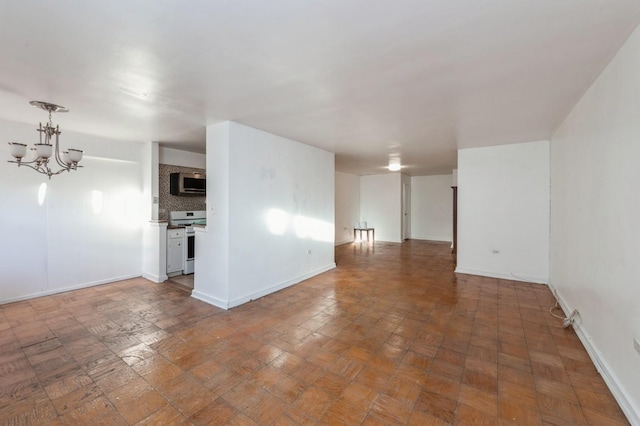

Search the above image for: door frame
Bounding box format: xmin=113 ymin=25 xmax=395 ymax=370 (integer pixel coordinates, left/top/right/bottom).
xmin=402 ymin=182 xmax=410 ymax=240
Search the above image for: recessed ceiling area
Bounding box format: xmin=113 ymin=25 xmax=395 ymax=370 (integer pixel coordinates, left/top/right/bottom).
xmin=1 ymin=1 xmax=639 ymax=175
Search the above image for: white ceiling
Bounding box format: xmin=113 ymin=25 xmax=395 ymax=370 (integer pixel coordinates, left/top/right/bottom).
xmin=1 ymin=1 xmax=639 ymax=176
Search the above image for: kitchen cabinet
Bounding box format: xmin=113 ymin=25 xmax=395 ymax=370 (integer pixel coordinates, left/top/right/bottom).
xmin=167 ymin=228 xmax=185 ymax=274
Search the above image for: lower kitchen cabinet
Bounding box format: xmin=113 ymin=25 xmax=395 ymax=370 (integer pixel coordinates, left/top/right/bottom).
xmin=167 ymin=228 xmax=185 ymax=274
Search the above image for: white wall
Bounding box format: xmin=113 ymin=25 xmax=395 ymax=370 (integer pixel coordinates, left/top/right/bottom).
xmin=411 ymin=174 xmax=453 ymax=242
xmin=146 ymin=142 xmax=159 ymax=221
xmin=0 ymin=118 xmax=145 ymax=303
xmin=335 ymin=171 xmax=360 ymax=245
xmin=360 ymin=173 xmax=402 ymax=243
xmin=159 ymin=147 xmax=206 ymax=168
xmin=194 ymin=122 xmax=230 ymax=306
xmin=195 ymin=121 xmax=335 ymax=309
xmin=141 ymin=142 xmax=166 ymax=283
xmin=456 ymin=140 xmax=549 ymax=283
xmin=549 ymin=23 xmax=640 ymax=423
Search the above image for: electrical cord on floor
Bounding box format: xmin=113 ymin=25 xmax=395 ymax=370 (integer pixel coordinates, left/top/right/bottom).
xmin=549 ymin=301 xmax=578 ymax=328
xmin=549 ymin=302 xmax=566 ymax=320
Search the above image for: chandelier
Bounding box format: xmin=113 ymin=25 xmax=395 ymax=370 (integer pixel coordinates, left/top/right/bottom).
xmin=7 ymin=101 xmax=83 ymax=179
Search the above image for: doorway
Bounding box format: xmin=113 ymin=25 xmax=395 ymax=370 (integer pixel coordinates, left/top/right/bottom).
xmin=402 ymin=182 xmax=410 ymax=240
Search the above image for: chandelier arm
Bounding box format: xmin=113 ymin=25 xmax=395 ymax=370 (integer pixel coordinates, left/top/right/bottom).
xmin=50 ymin=167 xmax=70 ymax=176
xmin=53 ymin=157 xmax=69 ymax=169
xmin=39 ymin=162 xmax=55 ymax=179
xmin=8 ymin=159 xmax=40 ymax=166
xmin=31 ymin=157 xmax=53 ymax=178
xmin=52 ymin=131 xmax=69 ymax=170
xmin=13 ymin=162 xmax=49 ymax=175
xmin=35 ymin=162 xmax=48 ymax=176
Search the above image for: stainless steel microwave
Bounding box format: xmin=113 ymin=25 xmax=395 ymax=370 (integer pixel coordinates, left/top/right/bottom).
xmin=170 ymin=173 xmax=206 ymax=195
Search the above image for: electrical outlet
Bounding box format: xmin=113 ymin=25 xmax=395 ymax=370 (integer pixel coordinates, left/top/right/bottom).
xmin=634 ymin=338 xmax=640 ymax=355
xmin=307 ymin=250 xmax=312 ymax=255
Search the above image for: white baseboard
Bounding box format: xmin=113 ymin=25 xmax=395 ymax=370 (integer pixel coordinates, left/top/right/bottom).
xmin=454 ymin=267 xmax=548 ymax=284
xmin=548 ymin=283 xmax=638 ymax=425
xmin=411 ymin=236 xmax=453 ymax=243
xmin=191 ymin=290 xmax=229 ymax=310
xmin=335 ymin=239 xmax=353 ymax=246
xmin=226 ymin=263 xmax=336 ymax=309
xmin=142 ymin=272 xmax=168 ymax=283
xmin=0 ymin=274 xmax=141 ymax=305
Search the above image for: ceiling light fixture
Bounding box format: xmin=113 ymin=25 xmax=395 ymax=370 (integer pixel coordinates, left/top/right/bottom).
xmin=388 ymin=158 xmax=402 ymax=171
xmin=7 ymin=101 xmax=83 ymax=179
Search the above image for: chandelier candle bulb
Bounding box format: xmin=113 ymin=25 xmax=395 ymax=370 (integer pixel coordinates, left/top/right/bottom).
xmin=8 ymin=142 xmax=27 ymax=159
xmin=67 ymin=148 xmax=83 ymax=163
xmin=35 ymin=144 xmax=53 ymax=159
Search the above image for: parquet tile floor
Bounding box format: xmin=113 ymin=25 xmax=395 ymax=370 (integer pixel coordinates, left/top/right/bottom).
xmin=0 ymin=240 xmax=629 ymax=425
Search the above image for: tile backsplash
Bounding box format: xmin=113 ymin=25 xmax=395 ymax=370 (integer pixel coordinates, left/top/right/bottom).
xmin=158 ymin=164 xmax=206 ymax=221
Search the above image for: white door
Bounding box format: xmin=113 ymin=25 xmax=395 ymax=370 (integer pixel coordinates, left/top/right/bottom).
xmin=402 ymin=183 xmax=410 ymax=240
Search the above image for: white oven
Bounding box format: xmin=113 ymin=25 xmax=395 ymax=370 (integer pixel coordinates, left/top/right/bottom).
xmin=168 ymin=210 xmax=206 ymax=275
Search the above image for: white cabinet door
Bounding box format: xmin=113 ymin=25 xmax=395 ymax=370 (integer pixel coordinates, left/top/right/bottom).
xmin=167 ymin=229 xmax=185 ymax=273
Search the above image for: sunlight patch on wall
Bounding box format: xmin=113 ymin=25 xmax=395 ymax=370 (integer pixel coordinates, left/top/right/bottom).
xmin=92 ymin=190 xmax=103 ymax=214
xmin=294 ymin=215 xmax=333 ymax=243
xmin=37 ymin=183 xmax=47 ymax=206
xmin=266 ymin=208 xmax=333 ymax=242
xmin=266 ymin=208 xmax=288 ymax=235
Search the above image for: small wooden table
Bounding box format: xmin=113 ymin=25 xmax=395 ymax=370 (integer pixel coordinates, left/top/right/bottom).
xmin=354 ymin=227 xmax=375 ymax=243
